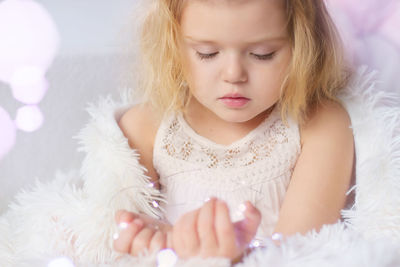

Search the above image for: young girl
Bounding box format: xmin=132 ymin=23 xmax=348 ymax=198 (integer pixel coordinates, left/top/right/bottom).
xmin=113 ymin=0 xmax=354 ymax=262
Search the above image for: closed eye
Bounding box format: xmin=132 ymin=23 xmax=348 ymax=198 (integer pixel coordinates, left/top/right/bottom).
xmin=251 ymin=52 xmax=276 ymax=60
xmin=196 ymin=51 xmax=276 ymax=61
xmin=196 ymin=51 xmax=219 ymax=60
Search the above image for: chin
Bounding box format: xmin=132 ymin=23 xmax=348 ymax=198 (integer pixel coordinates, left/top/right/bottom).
xmin=216 ymin=110 xmax=256 ymax=123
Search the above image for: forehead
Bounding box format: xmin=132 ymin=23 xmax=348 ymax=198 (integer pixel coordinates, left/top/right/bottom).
xmin=180 ymin=0 xmax=288 ymax=44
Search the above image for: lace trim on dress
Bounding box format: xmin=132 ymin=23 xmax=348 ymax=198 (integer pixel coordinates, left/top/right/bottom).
xmin=161 ymin=108 xmax=291 ymax=168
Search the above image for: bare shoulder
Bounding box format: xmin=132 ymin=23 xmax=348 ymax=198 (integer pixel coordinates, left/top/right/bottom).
xmin=274 ymin=100 xmax=354 ymax=235
xmin=300 ymin=100 xmax=353 ymax=146
xmin=118 ymin=103 xmax=160 ymax=148
xmin=118 ymin=103 xmax=161 ymax=183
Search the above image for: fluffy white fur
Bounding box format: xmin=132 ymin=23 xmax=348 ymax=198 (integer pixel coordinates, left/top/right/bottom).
xmin=1 ymin=67 xmax=399 ymax=267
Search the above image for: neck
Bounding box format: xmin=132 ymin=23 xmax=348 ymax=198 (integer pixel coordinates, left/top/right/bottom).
xmin=183 ymin=98 xmax=274 ymax=146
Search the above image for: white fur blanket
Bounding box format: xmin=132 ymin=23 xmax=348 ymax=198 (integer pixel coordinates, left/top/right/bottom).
xmin=1 ymin=67 xmax=400 ymax=267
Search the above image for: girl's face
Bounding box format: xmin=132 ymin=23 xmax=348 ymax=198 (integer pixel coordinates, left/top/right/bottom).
xmin=179 ymin=0 xmax=292 ymax=123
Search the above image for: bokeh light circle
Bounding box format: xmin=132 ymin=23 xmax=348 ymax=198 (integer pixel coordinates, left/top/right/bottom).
xmin=0 ymin=0 xmax=59 ymax=83
xmin=47 ymin=257 xmax=75 ymax=267
xmin=156 ymin=249 xmax=178 ymax=267
xmin=0 ymin=106 xmax=16 ymax=160
xmin=15 ymin=105 xmax=44 ymax=132
xmin=10 ymin=65 xmax=48 ymax=104
xmin=0 ymin=0 xmax=59 ymax=159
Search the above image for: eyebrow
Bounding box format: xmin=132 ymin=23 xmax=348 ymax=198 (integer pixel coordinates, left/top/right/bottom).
xmin=183 ymin=35 xmax=288 ymax=45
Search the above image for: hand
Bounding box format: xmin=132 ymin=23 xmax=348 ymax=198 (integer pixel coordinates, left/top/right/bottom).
xmin=233 ymin=201 xmax=263 ymax=249
xmin=171 ymin=198 xmax=261 ymax=261
xmin=113 ymin=210 xmax=172 ymax=256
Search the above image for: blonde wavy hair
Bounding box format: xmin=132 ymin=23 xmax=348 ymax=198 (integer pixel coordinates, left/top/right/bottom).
xmin=135 ymin=0 xmax=351 ymax=123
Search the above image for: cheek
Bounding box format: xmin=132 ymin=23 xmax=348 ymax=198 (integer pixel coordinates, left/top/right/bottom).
xmin=253 ymin=65 xmax=284 ymax=88
xmin=278 ymin=46 xmax=292 ymax=74
xmin=262 ymin=51 xmax=291 ymax=88
xmin=250 ymin=65 xmax=288 ymax=101
xmin=186 ymin=58 xmax=218 ymax=88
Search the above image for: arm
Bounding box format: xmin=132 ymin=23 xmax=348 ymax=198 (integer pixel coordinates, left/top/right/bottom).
xmin=118 ymin=103 xmax=160 ymax=187
xmin=115 ymin=104 xmax=170 ymax=255
xmin=274 ymin=101 xmax=354 ymax=236
xmin=113 ymin=199 xmax=261 ymax=259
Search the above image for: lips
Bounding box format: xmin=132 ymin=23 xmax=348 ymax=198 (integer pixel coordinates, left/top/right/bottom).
xmin=219 ymin=93 xmax=250 ymax=108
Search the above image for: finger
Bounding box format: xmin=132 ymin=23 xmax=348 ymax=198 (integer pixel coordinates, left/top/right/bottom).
xmin=113 ymin=219 xmax=144 ymax=253
xmin=234 ymin=201 xmax=262 ymax=246
xmin=115 ymin=210 xmax=124 ymax=222
xmin=197 ymin=198 xmax=218 ymax=255
xmin=214 ymin=200 xmax=237 ymax=255
xmin=115 ymin=210 xmax=138 ymax=224
xmin=131 ymin=227 xmax=155 ymax=256
xmin=141 ymin=216 xmax=172 ymax=233
xmin=173 ymin=209 xmax=200 ymax=258
xmin=166 ymin=230 xmax=173 ymax=248
xmin=116 ymin=210 xmax=172 ymax=235
xmin=149 ymin=230 xmax=167 ymax=253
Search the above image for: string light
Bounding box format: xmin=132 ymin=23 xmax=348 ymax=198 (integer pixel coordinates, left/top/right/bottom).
xmin=249 ymin=239 xmax=261 ymax=248
xmin=109 ymin=167 xmax=275 ymax=216
xmin=109 ymin=169 xmax=280 ymax=253
xmin=238 ymin=203 xmax=246 ymax=213
xmin=118 ymin=222 xmax=129 ymax=229
xmin=112 ymin=232 xmax=119 ymax=240
xmin=152 ymin=200 xmax=160 ymax=208
xmin=271 ymin=232 xmax=283 ymax=242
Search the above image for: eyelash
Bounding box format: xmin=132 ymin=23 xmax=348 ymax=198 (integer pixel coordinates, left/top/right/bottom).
xmin=196 ymin=51 xmax=276 ymax=61
xmin=252 ymin=52 xmax=276 ymax=60
xmin=196 ymin=52 xmax=219 ymax=60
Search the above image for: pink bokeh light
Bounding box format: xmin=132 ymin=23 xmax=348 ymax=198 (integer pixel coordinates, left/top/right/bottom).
xmin=381 ymin=3 xmax=400 ymax=47
xmin=328 ymin=0 xmax=400 ymax=71
xmin=0 ymin=0 xmax=59 ymax=84
xmin=10 ymin=66 xmax=49 ymax=104
xmin=0 ymin=106 xmax=16 ymax=160
xmin=0 ymin=0 xmax=59 ymax=159
xmin=15 ymin=105 xmax=44 ymax=133
xmin=330 ymin=0 xmax=397 ymax=35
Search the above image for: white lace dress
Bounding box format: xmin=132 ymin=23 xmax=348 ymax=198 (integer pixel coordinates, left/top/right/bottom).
xmin=153 ymin=107 xmax=301 ymax=239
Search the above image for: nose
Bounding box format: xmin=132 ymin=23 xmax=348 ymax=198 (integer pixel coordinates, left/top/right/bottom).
xmin=222 ymin=54 xmax=248 ymax=84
